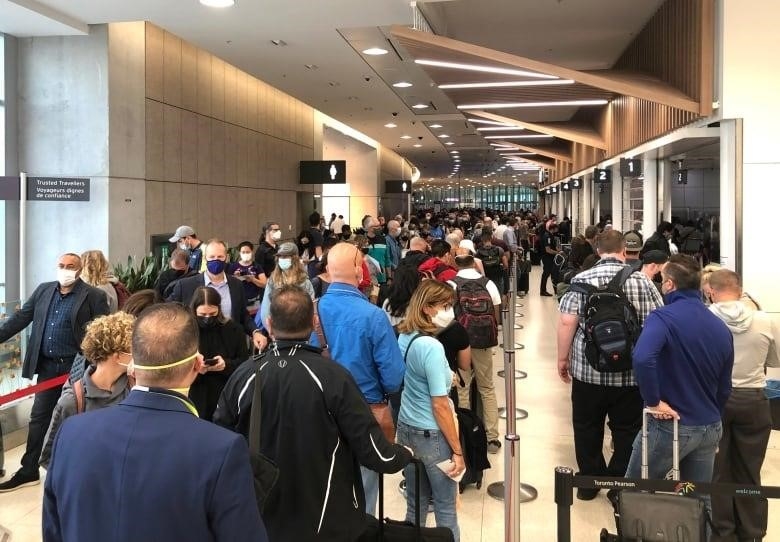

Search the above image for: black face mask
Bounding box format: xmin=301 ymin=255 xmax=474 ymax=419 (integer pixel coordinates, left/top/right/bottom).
xmin=360 ymin=247 xmax=370 ymax=255
xmin=197 ymin=316 xmax=218 ymax=329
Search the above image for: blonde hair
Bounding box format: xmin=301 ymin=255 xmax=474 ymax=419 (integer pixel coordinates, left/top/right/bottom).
xmin=80 ymin=250 xmax=111 ymax=286
xmin=397 ymin=280 xmax=455 ymax=336
xmin=80 ymin=312 xmax=135 ymax=364
xmin=271 ymin=252 xmax=308 ymax=288
xmin=700 ymin=263 xmax=722 ymax=288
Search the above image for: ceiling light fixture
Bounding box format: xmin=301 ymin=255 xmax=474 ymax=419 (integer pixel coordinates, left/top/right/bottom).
xmin=476 ymin=127 xmax=526 ymax=132
xmin=450 ymin=150 xmax=459 ymax=154
xmin=429 ymin=124 xmax=443 ymax=128
xmin=458 ymin=99 xmax=609 ymax=110
xmin=438 ymin=134 xmax=450 ymax=138
xmin=415 ymin=59 xmax=556 ymax=79
xmin=413 ymin=144 xmax=422 ymax=147
xmin=200 ymin=0 xmax=235 ymax=7
xmin=445 ymin=141 xmax=455 ymax=145
xmin=412 ymin=103 xmax=429 ymax=109
xmin=468 ymin=118 xmax=514 ymax=126
xmin=439 ymin=79 xmax=574 ymax=90
xmin=384 ymin=123 xmax=397 ymax=128
xmin=362 ymin=47 xmax=388 ymax=55
xmin=393 ymin=81 xmax=413 ymax=88
xmin=483 ymin=135 xmax=554 ymax=139
xmin=400 ymin=135 xmax=412 ymax=139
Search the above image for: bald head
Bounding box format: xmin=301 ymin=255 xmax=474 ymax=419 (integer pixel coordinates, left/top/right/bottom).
xmin=410 ymin=237 xmax=428 ymax=252
xmin=326 ymin=242 xmax=362 ymax=286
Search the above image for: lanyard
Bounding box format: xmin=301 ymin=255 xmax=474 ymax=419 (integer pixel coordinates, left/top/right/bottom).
xmin=132 ymin=386 xmax=199 ymax=417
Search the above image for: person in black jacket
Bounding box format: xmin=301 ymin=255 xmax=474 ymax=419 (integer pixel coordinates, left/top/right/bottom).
xmin=640 ymin=221 xmax=674 ymax=257
xmin=189 ymin=287 xmax=249 ymax=421
xmin=213 ymin=285 xmax=412 ymax=542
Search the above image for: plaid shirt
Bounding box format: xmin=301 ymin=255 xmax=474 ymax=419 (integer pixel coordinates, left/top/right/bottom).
xmin=558 ymin=258 xmax=664 ymax=387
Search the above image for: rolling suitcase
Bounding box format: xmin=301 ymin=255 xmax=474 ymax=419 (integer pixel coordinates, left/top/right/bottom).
xmin=456 ymin=406 xmax=490 ymax=493
xmin=602 ymin=409 xmax=708 ymax=541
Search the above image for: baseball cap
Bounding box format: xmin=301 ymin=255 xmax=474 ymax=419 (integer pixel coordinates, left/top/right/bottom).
xmin=169 ymin=225 xmax=195 ymax=243
xmin=624 ymin=232 xmax=642 ymax=252
xmin=642 ymin=250 xmax=669 ymax=265
xmin=459 ymin=239 xmax=476 ymax=255
xmin=276 ymin=242 xmax=298 ymax=258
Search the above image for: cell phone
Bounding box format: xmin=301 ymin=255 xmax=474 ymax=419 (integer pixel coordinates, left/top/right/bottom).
xmin=203 ymin=357 xmax=219 ymax=367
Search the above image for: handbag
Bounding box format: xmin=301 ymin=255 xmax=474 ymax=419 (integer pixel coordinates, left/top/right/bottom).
xmin=248 ymin=359 xmax=281 ymax=514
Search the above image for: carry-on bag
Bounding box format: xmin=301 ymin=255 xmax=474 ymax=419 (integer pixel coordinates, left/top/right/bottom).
xmin=360 ymin=458 xmax=455 ymax=541
xmin=605 ymin=409 xmax=708 ymax=541
xmin=455 ymin=406 xmax=490 ymax=493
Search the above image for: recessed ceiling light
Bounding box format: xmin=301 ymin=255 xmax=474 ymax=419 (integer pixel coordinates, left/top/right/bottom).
xmin=413 ymin=144 xmax=422 ymax=147
xmin=412 ymin=103 xmax=429 ymax=109
xmin=270 ymin=39 xmax=287 ymax=46
xmin=450 ymin=150 xmax=459 ymax=154
xmin=415 ymin=59 xmax=556 ymax=79
xmin=476 ymin=127 xmax=526 ymax=132
xmin=400 ymin=135 xmax=412 ymax=139
xmin=393 ymin=81 xmax=413 ymax=88
xmin=438 ymin=134 xmax=450 ymax=138
xmin=439 ymin=79 xmax=574 ymax=90
xmin=200 ymin=0 xmax=235 ymax=7
xmin=362 ymin=47 xmax=388 ymax=55
xmin=429 ymin=124 xmax=443 ymax=128
xmin=483 ymin=135 xmax=554 ymax=139
xmin=445 ymin=141 xmax=455 ymax=145
xmin=384 ymin=123 xmax=397 ymax=128
xmin=458 ymin=99 xmax=609 ymax=110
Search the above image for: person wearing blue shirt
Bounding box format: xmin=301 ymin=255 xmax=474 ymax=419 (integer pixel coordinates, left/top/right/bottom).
xmin=627 ymin=254 xmax=733 ymax=485
xmin=310 ymin=242 xmax=405 ymax=515
xmin=397 ymin=279 xmax=464 ymax=542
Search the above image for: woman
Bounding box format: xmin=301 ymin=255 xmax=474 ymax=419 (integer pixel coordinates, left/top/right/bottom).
xmin=189 ymin=287 xmax=248 ymax=421
xmin=257 ymin=242 xmax=316 ymax=328
xmin=397 ymin=280 xmax=465 ymax=541
xmin=228 ymin=241 xmax=264 ymax=314
xmin=382 ymin=264 xmax=421 ymax=332
xmin=254 ymin=221 xmax=282 ymax=281
xmin=81 ymin=250 xmax=118 ymax=312
xmin=41 ymin=312 xmax=135 ymax=468
xmin=310 ymin=252 xmax=332 ymax=299
xmin=701 ymin=263 xmax=760 ymax=309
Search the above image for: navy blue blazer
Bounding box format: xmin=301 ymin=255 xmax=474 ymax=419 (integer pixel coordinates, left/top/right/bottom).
xmin=43 ymin=389 xmax=268 ymax=542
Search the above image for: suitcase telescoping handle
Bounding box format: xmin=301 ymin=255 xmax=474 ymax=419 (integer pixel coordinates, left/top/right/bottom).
xmin=641 ymin=408 xmax=679 ymax=480
xmin=377 ymin=457 xmax=425 ymax=537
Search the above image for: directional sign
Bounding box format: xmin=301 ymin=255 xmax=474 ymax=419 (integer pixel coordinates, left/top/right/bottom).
xmin=571 ymin=177 xmax=582 ymax=189
xmin=385 ymin=180 xmax=411 ymax=194
xmin=561 ymin=181 xmax=571 ymax=192
xmin=27 ymin=177 xmax=90 ymax=201
xmin=676 ymin=169 xmax=688 ymax=185
xmin=300 ymin=161 xmax=347 ymax=184
xmin=620 ymin=158 xmax=643 ymax=178
xmin=593 ymin=168 xmax=612 ymax=184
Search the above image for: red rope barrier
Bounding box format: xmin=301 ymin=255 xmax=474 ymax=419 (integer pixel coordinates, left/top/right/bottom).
xmin=0 ymin=374 xmax=68 ymax=407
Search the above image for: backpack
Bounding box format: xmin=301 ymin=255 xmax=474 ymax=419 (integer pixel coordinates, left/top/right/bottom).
xmin=476 ymin=246 xmax=501 ymax=274
xmin=112 ymin=281 xmax=131 ymax=309
xmin=452 ymin=277 xmax=498 ymax=349
xmin=568 ymin=266 xmax=641 ymax=373
xmin=456 ymin=407 xmax=490 ymax=492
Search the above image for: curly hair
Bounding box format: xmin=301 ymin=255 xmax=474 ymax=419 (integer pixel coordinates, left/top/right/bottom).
xmin=80 ymin=250 xmax=111 ymax=286
xmin=80 ymin=312 xmax=135 ymax=364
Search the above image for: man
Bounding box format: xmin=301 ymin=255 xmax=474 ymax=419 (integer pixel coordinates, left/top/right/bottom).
xmin=311 ymin=242 xmax=405 ymax=515
xmin=477 ymin=232 xmax=507 ymax=297
xmin=627 ymin=255 xmax=733 ymax=484
xmin=0 ymin=254 xmax=109 ymax=492
xmin=170 ymin=225 xmax=204 ymax=272
xmin=385 ymin=219 xmax=402 ymax=277
xmin=623 ymin=231 xmax=643 ymax=270
xmin=332 ymin=214 xmax=345 ymax=234
xmin=540 ymin=221 xmax=562 ymax=297
xmin=451 ymin=249 xmax=502 ymax=454
xmin=363 ymin=216 xmax=392 ymax=284
xmin=399 ymin=236 xmax=431 ymax=271
xmin=418 ymin=239 xmax=458 ymax=282
xmin=557 ymin=230 xmax=663 ymax=500
xmin=640 ymin=250 xmax=668 ymax=293
xmin=254 ymin=221 xmax=282 ymax=282
xmin=327 ymin=212 xmax=338 ymax=230
xmin=154 ymin=248 xmax=194 ymax=299
xmin=218 ymin=286 xmax=412 ymax=541
xmin=640 ymin=221 xmax=674 ymax=257
xmin=42 ymin=304 xmax=267 ymax=542
xmin=307 ymin=212 xmax=325 ymax=265
xmin=707 ymin=270 xmax=779 ymax=542
xmin=168 ymin=239 xmax=266 ymax=350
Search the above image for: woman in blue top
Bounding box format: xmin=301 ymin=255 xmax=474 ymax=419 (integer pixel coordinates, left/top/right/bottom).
xmin=397 ymin=280 xmax=465 ymax=542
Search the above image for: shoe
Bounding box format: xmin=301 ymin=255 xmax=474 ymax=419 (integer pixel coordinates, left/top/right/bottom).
xmin=576 ymin=487 xmax=600 ymax=501
xmin=540 ymin=291 xmax=553 ymax=297
xmin=398 ymin=479 xmax=406 ymax=496
xmin=487 ymin=440 xmax=502 ymax=454
xmin=0 ymin=470 xmax=40 ymax=493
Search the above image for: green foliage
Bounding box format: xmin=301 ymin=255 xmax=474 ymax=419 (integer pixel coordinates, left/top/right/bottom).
xmin=113 ymin=254 xmax=163 ymax=293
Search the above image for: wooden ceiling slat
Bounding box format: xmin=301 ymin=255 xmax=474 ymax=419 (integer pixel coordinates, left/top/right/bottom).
xmin=470 ymin=110 xmax=607 ymax=149
xmin=492 ymin=140 xmax=572 ymax=163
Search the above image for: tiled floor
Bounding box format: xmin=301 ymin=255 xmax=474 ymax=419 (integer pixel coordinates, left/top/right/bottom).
xmin=1 ymin=266 xmax=779 ymax=540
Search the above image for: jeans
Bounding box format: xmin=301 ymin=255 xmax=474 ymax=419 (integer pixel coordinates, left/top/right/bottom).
xmin=361 ymin=466 xmax=379 ymax=516
xmin=396 ymin=421 xmax=459 ymax=542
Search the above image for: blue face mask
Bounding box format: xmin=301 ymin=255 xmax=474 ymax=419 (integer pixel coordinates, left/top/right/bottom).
xmin=277 ymin=258 xmax=293 ymax=271
xmin=206 ymin=259 xmax=226 ymax=275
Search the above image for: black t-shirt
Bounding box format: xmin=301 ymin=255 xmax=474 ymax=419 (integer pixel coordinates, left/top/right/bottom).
xmin=435 ymin=322 xmax=470 ymax=372
xmin=254 ymin=241 xmax=278 ymax=276
xmin=309 ymin=227 xmax=324 ymax=250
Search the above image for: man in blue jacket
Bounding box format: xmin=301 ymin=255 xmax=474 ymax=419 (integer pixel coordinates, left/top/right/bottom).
xmin=627 ymin=254 xmax=733 ymax=483
xmin=43 ymin=303 xmax=267 ymax=542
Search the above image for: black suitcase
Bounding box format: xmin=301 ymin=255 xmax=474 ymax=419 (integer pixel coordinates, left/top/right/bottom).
xmin=529 ymin=249 xmax=541 ymax=266
xmin=517 ymin=270 xmax=530 ymax=294
xmin=360 ymin=458 xmax=455 ymax=542
xmin=456 ymin=407 xmax=490 ymax=493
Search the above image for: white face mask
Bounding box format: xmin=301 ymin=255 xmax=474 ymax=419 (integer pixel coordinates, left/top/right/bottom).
xmin=57 ymin=268 xmax=78 ymax=287
xmin=277 ymin=258 xmax=293 ymax=271
xmin=240 ymin=252 xmax=253 ymax=263
xmin=271 ymin=230 xmax=282 ymax=241
xmin=432 ymin=307 xmax=455 ymax=328
xmin=178 ymin=242 xmax=188 ymax=251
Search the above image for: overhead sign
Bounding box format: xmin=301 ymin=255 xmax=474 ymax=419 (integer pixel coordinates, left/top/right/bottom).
xmin=561 ymin=181 xmax=571 ymax=192
xmin=385 ymin=180 xmax=411 ymax=194
xmin=545 ymin=188 xmax=552 ymax=195
xmin=299 ymin=160 xmax=347 ymax=184
xmin=619 ymin=158 xmax=642 ymax=178
xmin=0 ymin=176 xmax=20 ymax=200
xmin=676 ymin=169 xmax=688 ymax=185
xmin=571 ymin=177 xmax=582 ymax=189
xmin=593 ymin=168 xmax=612 ymax=184
xmin=27 ymin=177 xmax=90 ymax=201
xmin=552 ymin=186 xmax=558 ymax=193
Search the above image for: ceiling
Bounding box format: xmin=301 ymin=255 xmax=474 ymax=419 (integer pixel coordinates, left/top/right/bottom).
xmin=2 ymin=0 xmax=666 ymax=183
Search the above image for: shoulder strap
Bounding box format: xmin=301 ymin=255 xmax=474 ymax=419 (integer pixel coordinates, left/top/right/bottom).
xmin=606 ymin=265 xmax=635 ymax=293
xmin=567 ymin=281 xmax=597 ymax=297
xmin=313 ymin=298 xmax=330 ymax=359
xmin=403 ymin=333 xmax=426 ymax=364
xmin=74 ymin=378 xmax=85 ymax=414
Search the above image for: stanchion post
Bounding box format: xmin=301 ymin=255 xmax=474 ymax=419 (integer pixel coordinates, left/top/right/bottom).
xmin=554 ymin=467 xmax=574 ymax=542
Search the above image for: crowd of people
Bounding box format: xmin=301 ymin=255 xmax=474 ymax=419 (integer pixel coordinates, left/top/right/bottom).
xmin=0 ymin=207 xmax=777 ymax=542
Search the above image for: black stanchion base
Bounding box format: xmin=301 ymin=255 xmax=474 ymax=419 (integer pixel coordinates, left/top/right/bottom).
xmin=514 ymin=323 xmax=523 ymax=330
xmin=498 ymin=407 xmax=528 ymax=420
xmin=499 ymin=343 xmax=525 ymax=349
xmin=487 ymin=481 xmax=539 ymax=502
xmin=497 ymin=369 xmax=527 ymax=379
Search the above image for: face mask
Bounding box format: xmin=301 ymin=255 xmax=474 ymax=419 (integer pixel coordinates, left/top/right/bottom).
xmin=240 ymin=252 xmax=253 ymax=263
xmin=132 ymin=352 xmax=198 ymax=371
xmin=178 ymin=242 xmax=189 ymax=251
xmin=278 ymin=258 xmax=293 ymax=271
xmin=57 ymin=269 xmax=78 ymax=287
xmin=271 ymin=230 xmax=282 ymax=241
xmin=197 ymin=316 xmax=218 ymax=329
xmin=432 ymin=307 xmax=455 ymax=329
xmin=206 ymin=259 xmax=227 ymax=275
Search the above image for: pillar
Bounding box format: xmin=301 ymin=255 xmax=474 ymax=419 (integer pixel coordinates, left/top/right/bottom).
xmin=642 ymin=157 xmax=658 ymax=242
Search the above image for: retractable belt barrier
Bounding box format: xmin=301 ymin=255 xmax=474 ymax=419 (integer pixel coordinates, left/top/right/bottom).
xmin=0 ymin=374 xmax=68 ymax=407
xmin=554 ymin=466 xmax=780 ymax=542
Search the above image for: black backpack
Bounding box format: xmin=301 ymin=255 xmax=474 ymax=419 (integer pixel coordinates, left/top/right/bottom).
xmin=568 ymin=266 xmax=641 ymax=373
xmin=453 ymin=277 xmax=498 ymax=349
xmin=476 ymin=246 xmax=501 ymax=276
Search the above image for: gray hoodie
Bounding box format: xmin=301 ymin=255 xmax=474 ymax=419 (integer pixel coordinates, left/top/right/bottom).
xmin=40 ymin=363 xmax=130 ymax=468
xmin=709 ymin=301 xmax=780 ymax=388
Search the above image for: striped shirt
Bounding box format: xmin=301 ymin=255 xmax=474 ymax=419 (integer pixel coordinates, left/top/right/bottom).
xmin=558 ymin=258 xmax=664 ymax=387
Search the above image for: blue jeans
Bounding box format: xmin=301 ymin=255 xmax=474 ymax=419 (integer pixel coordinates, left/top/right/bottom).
xmin=396 ymin=421 xmax=459 ymax=542
xmin=361 ymin=466 xmax=378 ymax=515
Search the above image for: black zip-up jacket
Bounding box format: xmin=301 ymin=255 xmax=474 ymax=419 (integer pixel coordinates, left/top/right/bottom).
xmin=213 ymin=340 xmax=412 ymax=542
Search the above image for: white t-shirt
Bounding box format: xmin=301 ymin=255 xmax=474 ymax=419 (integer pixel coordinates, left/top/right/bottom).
xmin=448 ymin=268 xmax=502 ymax=306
